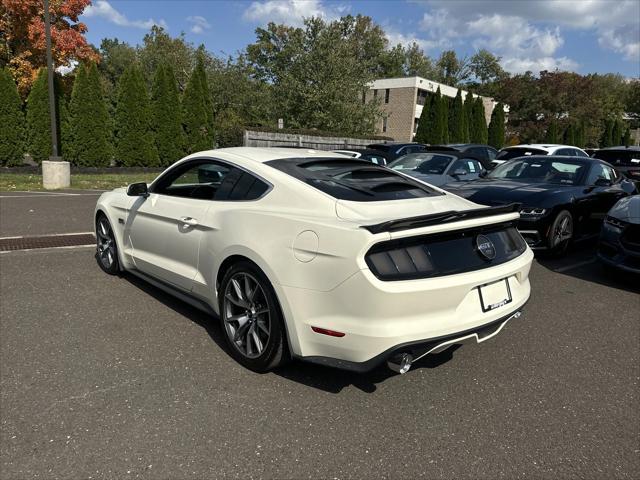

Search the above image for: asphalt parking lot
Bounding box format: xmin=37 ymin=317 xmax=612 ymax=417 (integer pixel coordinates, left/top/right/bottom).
xmin=1 ymin=190 xmax=639 ymax=479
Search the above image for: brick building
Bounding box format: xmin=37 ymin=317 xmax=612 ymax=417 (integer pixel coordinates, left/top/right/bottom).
xmin=364 ymin=76 xmax=508 ymax=142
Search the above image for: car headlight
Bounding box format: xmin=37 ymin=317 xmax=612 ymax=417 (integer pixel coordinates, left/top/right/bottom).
xmin=604 ymin=215 xmax=628 ymax=229
xmin=519 ymin=207 xmax=546 ymax=217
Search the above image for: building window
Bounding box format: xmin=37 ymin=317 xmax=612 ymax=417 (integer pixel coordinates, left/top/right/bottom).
xmin=382 ymin=117 xmax=388 ymax=133
xmin=385 ymin=88 xmax=390 ymax=104
xmin=416 ymin=89 xmax=428 ymax=106
xmin=373 ymin=89 xmax=378 ymax=99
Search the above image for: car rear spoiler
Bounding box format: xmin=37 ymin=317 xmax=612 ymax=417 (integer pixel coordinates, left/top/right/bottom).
xmin=361 ymin=203 xmax=521 ymax=234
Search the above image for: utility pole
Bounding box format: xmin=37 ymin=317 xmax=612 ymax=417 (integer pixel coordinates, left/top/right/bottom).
xmin=42 ymin=0 xmax=70 ymax=188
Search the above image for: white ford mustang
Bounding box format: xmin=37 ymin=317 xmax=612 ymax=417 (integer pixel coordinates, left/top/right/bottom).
xmin=95 ymin=147 xmax=533 ymax=374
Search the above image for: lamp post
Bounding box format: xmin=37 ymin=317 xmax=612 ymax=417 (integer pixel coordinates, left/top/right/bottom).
xmin=41 ymin=0 xmax=70 ymax=189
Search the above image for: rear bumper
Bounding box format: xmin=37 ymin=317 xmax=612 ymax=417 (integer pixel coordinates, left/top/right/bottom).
xmin=283 ymin=248 xmax=533 ymax=368
xmin=299 ymin=307 xmax=525 ymax=372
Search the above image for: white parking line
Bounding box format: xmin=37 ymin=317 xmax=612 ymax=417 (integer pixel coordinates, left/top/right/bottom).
xmin=0 ymin=232 xmax=94 ymax=240
xmin=0 ymin=244 xmax=95 ymax=254
xmin=0 ymin=191 xmax=104 ymax=198
xmin=555 ymin=259 xmax=597 ymax=273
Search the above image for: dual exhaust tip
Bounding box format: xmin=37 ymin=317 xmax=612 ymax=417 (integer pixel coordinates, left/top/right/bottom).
xmin=387 ymin=353 xmax=413 ymax=374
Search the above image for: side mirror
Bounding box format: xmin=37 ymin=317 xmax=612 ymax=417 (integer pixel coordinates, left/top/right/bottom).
xmin=479 ymin=169 xmax=488 ymax=178
xmin=127 ymin=182 xmax=149 ymax=197
xmin=594 ymin=178 xmax=612 ymax=187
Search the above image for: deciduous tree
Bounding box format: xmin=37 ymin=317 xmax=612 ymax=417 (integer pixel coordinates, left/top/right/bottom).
xmin=0 ymin=0 xmax=99 ymax=97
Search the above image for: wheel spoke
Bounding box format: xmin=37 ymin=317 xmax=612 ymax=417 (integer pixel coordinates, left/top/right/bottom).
xmin=251 ymin=327 xmax=263 ymax=354
xmin=226 ymin=313 xmax=249 ymax=325
xmin=257 ymin=319 xmax=269 ymax=335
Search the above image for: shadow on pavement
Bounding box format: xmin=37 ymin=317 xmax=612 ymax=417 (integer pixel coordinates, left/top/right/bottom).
xmin=535 ymin=240 xmax=640 ymax=294
xmin=122 ymin=271 xmax=460 ymax=394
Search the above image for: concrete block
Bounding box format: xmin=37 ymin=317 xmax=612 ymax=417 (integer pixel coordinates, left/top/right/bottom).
xmin=42 ymin=160 xmax=71 ymax=189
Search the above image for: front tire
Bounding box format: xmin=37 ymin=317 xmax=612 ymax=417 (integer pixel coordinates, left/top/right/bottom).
xmin=95 ymin=214 xmax=119 ymax=275
xmin=218 ymin=261 xmax=288 ymax=372
xmin=547 ymin=210 xmax=573 ymax=254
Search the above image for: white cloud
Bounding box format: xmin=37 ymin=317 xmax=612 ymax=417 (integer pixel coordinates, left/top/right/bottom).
xmin=421 ymin=0 xmax=639 ymax=65
xmin=385 ymin=29 xmax=445 ymax=53
xmin=56 ymin=60 xmax=78 ymax=76
xmin=242 ymin=0 xmax=345 ymax=26
xmin=186 ymin=15 xmax=211 ymax=34
xmin=83 ymin=0 xmax=167 ymax=30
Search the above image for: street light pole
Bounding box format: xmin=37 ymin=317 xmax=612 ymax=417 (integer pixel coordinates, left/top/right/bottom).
xmin=41 ymin=0 xmax=70 ymax=188
xmin=43 ymin=0 xmax=58 ymax=159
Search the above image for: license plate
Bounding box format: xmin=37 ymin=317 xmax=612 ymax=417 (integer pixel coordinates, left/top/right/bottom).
xmin=478 ymin=278 xmax=512 ymax=313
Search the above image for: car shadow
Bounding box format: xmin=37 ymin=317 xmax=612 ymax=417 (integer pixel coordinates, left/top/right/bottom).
xmin=122 ymin=272 xmax=461 ymax=394
xmin=535 ymin=240 xmax=640 ymax=294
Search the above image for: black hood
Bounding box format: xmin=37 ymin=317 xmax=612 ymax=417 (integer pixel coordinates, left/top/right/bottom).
xmin=444 ymin=178 xmax=577 ymax=207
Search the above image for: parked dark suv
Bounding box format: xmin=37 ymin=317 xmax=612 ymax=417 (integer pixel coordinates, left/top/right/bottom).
xmin=424 ymin=144 xmax=498 ymax=169
xmin=367 ymin=142 xmax=428 ymax=161
xmin=592 ymin=146 xmax=640 ymax=188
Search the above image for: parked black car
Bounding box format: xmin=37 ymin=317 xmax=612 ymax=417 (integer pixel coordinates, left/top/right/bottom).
xmin=367 ymin=142 xmax=427 ymax=161
xmin=424 ymin=144 xmax=498 ymax=169
xmin=333 ymin=148 xmax=391 ymax=165
xmin=444 ymin=155 xmax=637 ymax=253
xmin=591 ymin=146 xmax=640 ymax=187
xmin=597 ymin=195 xmax=640 ymax=274
xmin=388 ymin=150 xmax=486 ymax=187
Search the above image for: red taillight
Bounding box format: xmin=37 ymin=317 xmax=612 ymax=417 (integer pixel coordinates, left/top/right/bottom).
xmin=628 ymin=170 xmax=640 ymax=177
xmin=311 ymin=326 xmax=345 ymax=337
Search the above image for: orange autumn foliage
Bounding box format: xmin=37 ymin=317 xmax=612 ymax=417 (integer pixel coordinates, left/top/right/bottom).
xmin=0 ymin=0 xmax=99 ymax=97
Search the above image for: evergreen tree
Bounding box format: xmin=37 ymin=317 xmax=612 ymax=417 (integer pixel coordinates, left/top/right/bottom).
xmin=441 ymin=95 xmax=449 ymax=144
xmin=25 ymin=68 xmax=64 ymax=163
xmin=576 ymin=121 xmax=586 ymax=148
xmin=151 ymin=64 xmax=186 ymax=166
xmin=183 ymin=54 xmax=214 ymax=152
xmin=449 ymin=89 xmax=464 ymax=143
xmin=470 ymin=96 xmax=487 ymax=143
xmin=600 ymin=119 xmax=613 ymax=148
xmin=463 ymin=92 xmax=474 ymax=143
xmin=563 ymin=123 xmax=575 ymax=146
xmin=487 ymin=102 xmax=505 ymax=149
xmin=623 ymin=127 xmax=631 ymax=147
xmin=414 ymin=94 xmax=433 ymax=144
xmin=115 ymin=65 xmax=158 ymax=166
xmin=0 ymin=68 xmax=25 ymax=166
xmin=68 ymin=63 xmax=112 ymax=166
xmin=545 ymin=120 xmax=559 ymax=144
xmin=612 ymin=120 xmax=623 ymax=146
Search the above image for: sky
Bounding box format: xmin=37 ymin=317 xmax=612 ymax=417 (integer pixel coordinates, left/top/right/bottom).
xmin=80 ymin=0 xmax=640 ymax=78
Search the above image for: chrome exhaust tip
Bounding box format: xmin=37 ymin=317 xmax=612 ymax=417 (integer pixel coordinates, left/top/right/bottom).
xmin=387 ymin=353 xmax=413 ymax=374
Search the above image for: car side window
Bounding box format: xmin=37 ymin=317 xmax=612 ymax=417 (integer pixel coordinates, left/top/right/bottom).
xmin=486 ymin=147 xmax=497 ymax=160
xmin=573 ymin=149 xmax=589 ymax=157
xmin=586 ymin=163 xmax=614 ymax=185
xmin=555 ymin=148 xmax=571 ymax=156
xmin=450 ymin=159 xmax=473 ymax=174
xmin=153 ymin=160 xmax=269 ymax=201
xmin=467 ymin=147 xmax=486 ymax=159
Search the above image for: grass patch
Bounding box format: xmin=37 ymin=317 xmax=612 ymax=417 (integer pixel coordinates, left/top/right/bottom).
xmin=0 ymin=173 xmax=159 ymax=191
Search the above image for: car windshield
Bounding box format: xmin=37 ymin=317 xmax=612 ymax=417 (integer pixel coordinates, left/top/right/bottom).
xmin=388 ymin=153 xmax=456 ymax=175
xmin=496 ymin=147 xmax=548 ymax=160
xmin=488 ymin=157 xmax=587 ymax=185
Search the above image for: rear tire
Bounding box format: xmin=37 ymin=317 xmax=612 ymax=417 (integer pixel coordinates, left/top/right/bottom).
xmin=218 ymin=261 xmax=289 ymax=372
xmin=95 ymin=214 xmax=119 ymax=275
xmin=547 ymin=210 xmax=573 ymax=255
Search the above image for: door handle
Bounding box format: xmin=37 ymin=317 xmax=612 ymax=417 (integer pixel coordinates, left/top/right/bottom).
xmin=179 ymin=216 xmax=198 ymax=227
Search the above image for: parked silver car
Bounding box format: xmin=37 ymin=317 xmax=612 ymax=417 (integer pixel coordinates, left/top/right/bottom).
xmin=388 ymin=151 xmax=486 ymax=187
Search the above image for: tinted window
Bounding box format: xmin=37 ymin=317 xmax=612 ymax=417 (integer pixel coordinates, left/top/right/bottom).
xmin=450 ymin=158 xmax=481 ymax=174
xmin=267 ymin=158 xmax=442 ymax=202
xmin=154 ymin=160 xmax=268 ymax=201
xmin=467 ymin=147 xmax=487 ymax=159
xmin=488 ymin=157 xmax=587 ymax=185
xmin=555 ymin=148 xmax=573 ymax=156
xmin=572 ymin=148 xmax=589 ymax=157
xmin=496 ymin=147 xmax=548 ymax=160
xmin=389 ymin=153 xmax=456 ymax=175
xmin=586 ymin=163 xmax=618 ymax=185
xmin=593 ymin=149 xmax=640 ymax=166
xmin=486 ymin=147 xmax=497 ymax=160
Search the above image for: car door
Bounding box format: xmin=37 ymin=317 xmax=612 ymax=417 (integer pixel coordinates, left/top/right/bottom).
xmin=582 ymin=163 xmax=628 ymax=234
xmin=125 ymin=160 xmax=230 ymax=291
